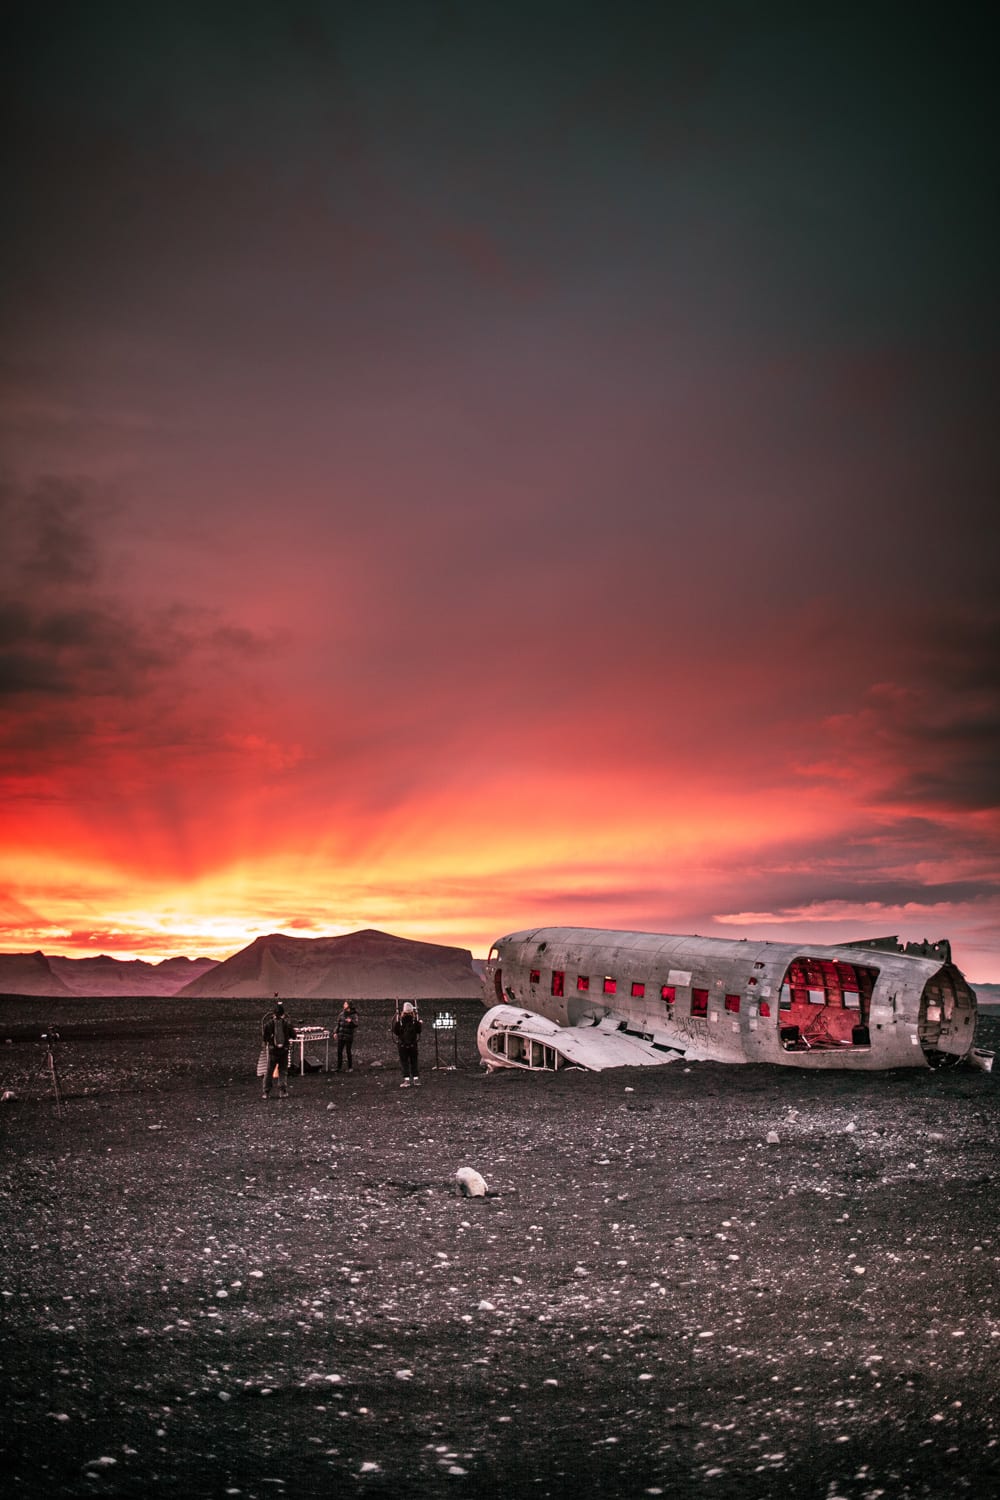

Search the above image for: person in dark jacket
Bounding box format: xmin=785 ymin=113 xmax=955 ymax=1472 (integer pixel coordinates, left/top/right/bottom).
xmin=335 ymin=1001 xmax=358 ymax=1072
xmin=392 ymin=1001 xmax=422 ymax=1087
xmin=261 ymin=1000 xmax=296 ymax=1099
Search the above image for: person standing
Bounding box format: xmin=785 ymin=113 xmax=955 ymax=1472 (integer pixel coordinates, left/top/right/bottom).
xmin=335 ymin=1001 xmax=358 ymax=1072
xmin=392 ymin=1001 xmax=422 ymax=1087
xmin=261 ymin=999 xmax=296 ymax=1099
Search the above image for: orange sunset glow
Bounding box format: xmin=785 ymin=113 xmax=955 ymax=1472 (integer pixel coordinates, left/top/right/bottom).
xmin=2 ymin=7 xmax=998 ymax=980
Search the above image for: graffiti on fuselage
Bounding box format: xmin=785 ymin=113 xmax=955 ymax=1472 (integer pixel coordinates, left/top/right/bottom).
xmin=667 ymin=1016 xmax=711 ymax=1044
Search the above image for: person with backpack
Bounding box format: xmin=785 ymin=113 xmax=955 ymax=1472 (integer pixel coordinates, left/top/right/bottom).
xmin=261 ymin=999 xmax=296 ymax=1099
xmin=392 ymin=1001 xmax=422 ymax=1088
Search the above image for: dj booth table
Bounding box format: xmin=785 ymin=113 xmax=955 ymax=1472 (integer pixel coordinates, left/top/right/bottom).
xmin=289 ymin=1026 xmax=330 ymax=1074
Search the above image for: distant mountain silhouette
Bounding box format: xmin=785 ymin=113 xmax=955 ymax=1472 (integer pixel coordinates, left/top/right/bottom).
xmin=0 ymin=950 xmax=76 ymax=996
xmin=177 ymin=928 xmax=483 ymax=1000
xmin=48 ymin=954 xmax=219 ymax=996
xmin=0 ymin=952 xmax=218 ymax=997
xmin=976 ymin=982 xmax=1000 ymax=1010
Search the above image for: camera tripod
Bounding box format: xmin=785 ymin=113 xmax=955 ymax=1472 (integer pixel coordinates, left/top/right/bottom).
xmin=41 ymin=1030 xmax=66 ymax=1118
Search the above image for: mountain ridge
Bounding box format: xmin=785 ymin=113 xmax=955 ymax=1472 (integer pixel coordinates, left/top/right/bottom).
xmin=178 ymin=928 xmax=483 ymax=1000
xmin=0 ymin=952 xmax=218 ymax=997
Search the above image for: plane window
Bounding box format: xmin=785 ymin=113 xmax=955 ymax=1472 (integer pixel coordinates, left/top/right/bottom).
xmin=784 ymin=956 xmax=877 ymax=1013
xmin=552 ymin=970 xmax=564 ymax=997
xmin=603 ymin=976 xmax=617 ymax=995
xmin=631 ymin=981 xmax=645 ymax=998
xmin=691 ymin=988 xmax=708 ymax=1017
xmin=760 ymin=1001 xmax=771 ymax=1018
xmin=661 ymin=985 xmax=675 ymax=1007
xmin=724 ymin=993 xmax=740 ymax=1013
xmin=529 ymin=969 xmax=540 ymax=985
xmin=577 ymin=975 xmax=590 ymax=991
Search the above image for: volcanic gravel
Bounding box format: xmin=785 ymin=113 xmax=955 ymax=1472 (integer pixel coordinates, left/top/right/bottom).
xmin=1 ymin=995 xmax=998 ymax=1499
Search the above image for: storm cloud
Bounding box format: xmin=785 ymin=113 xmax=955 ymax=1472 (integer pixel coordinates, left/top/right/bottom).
xmin=1 ymin=2 xmax=998 ymax=976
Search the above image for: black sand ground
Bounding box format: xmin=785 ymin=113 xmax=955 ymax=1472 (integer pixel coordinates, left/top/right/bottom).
xmin=1 ymin=996 xmax=998 ymax=1499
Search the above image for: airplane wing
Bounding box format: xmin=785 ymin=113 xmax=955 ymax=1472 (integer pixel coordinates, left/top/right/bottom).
xmin=477 ymin=1005 xmax=689 ymax=1072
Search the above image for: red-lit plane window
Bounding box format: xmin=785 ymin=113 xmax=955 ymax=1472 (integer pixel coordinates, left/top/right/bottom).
xmin=760 ymin=1001 xmax=771 ymax=1018
xmin=691 ymin=988 xmax=708 ymax=1017
xmin=631 ymin=981 xmax=645 ymax=998
xmin=782 ymin=957 xmax=877 ymax=1015
xmin=661 ymin=985 xmax=675 ymax=1006
xmin=724 ymin=993 xmax=740 ymax=1013
xmin=577 ymin=975 xmax=590 ymax=991
xmin=552 ymin=970 xmax=564 ymax=997
xmin=529 ymin=969 xmax=540 ymax=985
xmin=603 ymin=976 xmax=617 ymax=995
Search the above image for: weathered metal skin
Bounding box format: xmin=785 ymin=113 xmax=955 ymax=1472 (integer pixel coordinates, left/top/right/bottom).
xmin=481 ymin=927 xmax=980 ymax=1072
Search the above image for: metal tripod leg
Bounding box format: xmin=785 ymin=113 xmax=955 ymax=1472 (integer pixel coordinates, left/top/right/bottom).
xmin=47 ymin=1048 xmax=66 ymax=1117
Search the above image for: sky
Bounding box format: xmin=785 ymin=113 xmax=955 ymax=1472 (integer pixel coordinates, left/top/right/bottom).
xmin=2 ymin=2 xmax=999 ymax=979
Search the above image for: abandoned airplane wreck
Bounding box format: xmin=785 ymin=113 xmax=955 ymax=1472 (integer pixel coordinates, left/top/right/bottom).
xmin=479 ymin=927 xmax=987 ymax=1073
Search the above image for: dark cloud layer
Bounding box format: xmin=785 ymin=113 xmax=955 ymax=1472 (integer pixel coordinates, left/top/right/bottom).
xmin=1 ymin=3 xmax=998 ymax=973
xmin=0 ymin=478 xmax=277 ymax=766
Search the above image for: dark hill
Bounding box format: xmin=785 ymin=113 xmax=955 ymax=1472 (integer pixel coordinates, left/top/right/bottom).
xmin=0 ymin=950 xmax=75 ymax=997
xmin=0 ymin=952 xmax=217 ymax=998
xmin=47 ymin=954 xmax=219 ymax=996
xmin=177 ymin=928 xmax=483 ymax=1000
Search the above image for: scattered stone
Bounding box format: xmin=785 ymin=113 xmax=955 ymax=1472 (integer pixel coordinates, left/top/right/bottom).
xmin=456 ymin=1166 xmax=489 ymax=1197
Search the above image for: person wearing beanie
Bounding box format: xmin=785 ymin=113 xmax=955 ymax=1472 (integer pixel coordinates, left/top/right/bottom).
xmin=260 ymin=998 xmax=296 ymax=1099
xmin=392 ymin=1001 xmax=422 ymax=1088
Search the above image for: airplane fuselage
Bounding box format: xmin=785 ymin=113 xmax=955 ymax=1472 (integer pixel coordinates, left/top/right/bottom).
xmin=481 ymin=927 xmax=980 ymax=1071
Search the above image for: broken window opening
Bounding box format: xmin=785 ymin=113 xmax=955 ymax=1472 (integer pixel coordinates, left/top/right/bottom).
xmin=577 ymin=975 xmax=590 ymax=991
xmin=603 ymin=976 xmax=617 ymax=995
xmin=486 ymin=1029 xmax=562 ymax=1070
xmin=551 ymin=970 xmax=565 ymax=997
xmin=691 ymin=988 xmax=708 ymax=1018
xmin=779 ymin=956 xmax=876 ymax=1049
xmin=631 ymin=981 xmax=645 ymax=998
